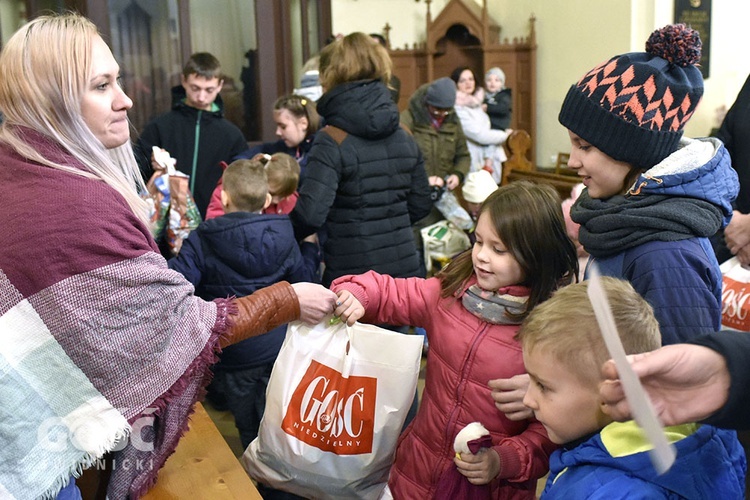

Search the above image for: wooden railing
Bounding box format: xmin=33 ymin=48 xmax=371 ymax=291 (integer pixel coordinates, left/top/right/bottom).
xmin=502 ymin=130 xmax=580 ymax=199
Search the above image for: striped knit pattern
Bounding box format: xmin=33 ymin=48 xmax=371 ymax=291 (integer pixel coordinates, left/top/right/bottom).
xmin=559 ymin=24 xmax=704 ymax=167
xmin=577 ymin=59 xmax=697 ymax=133
xmin=0 ymin=131 xmax=228 ymax=499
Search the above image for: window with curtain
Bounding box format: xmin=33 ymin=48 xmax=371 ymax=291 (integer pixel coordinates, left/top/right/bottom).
xmin=108 ymin=0 xmax=183 ymax=138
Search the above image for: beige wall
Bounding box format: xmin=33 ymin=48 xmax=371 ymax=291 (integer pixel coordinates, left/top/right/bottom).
xmin=333 ymin=0 xmax=750 ymax=168
xmin=0 ymin=0 xmax=25 ymax=48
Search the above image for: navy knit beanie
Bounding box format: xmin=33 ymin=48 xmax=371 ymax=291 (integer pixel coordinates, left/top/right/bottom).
xmin=425 ymin=77 xmax=457 ymax=108
xmin=558 ymin=24 xmax=703 ymax=167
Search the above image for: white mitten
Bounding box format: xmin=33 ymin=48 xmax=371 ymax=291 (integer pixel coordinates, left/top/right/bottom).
xmin=453 ymin=421 xmax=490 ymax=459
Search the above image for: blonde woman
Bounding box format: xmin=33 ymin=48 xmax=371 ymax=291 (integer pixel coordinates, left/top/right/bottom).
xmin=289 ymin=32 xmax=432 ymax=286
xmin=0 ymin=13 xmax=335 ymax=499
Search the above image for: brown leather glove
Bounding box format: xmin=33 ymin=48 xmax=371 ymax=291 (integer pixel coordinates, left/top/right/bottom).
xmin=221 ymin=281 xmax=300 ymax=348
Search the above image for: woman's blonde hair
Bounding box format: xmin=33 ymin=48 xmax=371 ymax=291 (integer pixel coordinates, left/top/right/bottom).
xmin=0 ymin=13 xmax=148 ymax=222
xmin=318 ymin=32 xmax=392 ymax=90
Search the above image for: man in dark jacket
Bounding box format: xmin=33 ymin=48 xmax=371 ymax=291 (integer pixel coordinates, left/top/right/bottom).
xmin=713 ymin=74 xmax=750 ymax=265
xmin=135 ymin=52 xmax=247 ymax=219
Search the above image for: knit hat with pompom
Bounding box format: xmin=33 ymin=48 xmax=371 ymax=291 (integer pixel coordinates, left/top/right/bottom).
xmin=558 ymin=24 xmax=703 ymax=167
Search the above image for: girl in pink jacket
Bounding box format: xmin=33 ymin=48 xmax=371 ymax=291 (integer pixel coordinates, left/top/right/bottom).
xmin=332 ymin=181 xmax=579 ymax=499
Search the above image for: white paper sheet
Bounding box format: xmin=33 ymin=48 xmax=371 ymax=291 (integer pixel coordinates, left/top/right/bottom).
xmin=587 ymin=264 xmax=676 ymax=474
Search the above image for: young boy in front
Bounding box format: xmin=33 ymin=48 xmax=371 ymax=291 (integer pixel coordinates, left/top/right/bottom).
xmin=519 ymin=277 xmax=746 ymax=498
xmin=168 ymin=158 xmax=320 ymax=448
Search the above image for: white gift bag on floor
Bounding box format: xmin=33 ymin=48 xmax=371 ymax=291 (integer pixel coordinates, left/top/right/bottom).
xmin=242 ymin=320 xmax=423 ymax=500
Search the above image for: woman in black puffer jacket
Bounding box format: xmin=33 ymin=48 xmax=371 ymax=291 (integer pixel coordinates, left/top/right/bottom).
xmin=290 ymin=32 xmax=432 ymax=286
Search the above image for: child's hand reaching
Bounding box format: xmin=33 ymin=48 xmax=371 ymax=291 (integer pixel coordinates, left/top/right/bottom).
xmin=454 ymin=448 xmax=500 ymax=485
xmin=334 ymin=290 xmax=365 ymax=326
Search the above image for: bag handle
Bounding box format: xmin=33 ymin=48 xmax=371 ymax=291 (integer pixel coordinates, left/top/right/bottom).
xmin=341 ymin=323 xmax=355 ymax=379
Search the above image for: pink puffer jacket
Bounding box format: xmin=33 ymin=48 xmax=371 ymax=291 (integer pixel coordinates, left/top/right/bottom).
xmin=331 ymin=271 xmax=557 ymax=499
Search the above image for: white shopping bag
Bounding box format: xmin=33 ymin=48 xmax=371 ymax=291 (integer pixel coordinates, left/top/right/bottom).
xmin=420 ymin=220 xmax=471 ymax=273
xmin=242 ymin=320 xmax=423 ymax=500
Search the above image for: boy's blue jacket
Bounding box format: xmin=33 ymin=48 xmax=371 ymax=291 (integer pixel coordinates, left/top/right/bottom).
xmin=169 ymin=212 xmax=320 ymax=368
xmin=542 ymin=422 xmax=746 ymax=499
xmin=574 ymin=137 xmax=740 ymax=344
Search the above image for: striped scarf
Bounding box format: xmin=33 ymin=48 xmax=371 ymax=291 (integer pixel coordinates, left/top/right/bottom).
xmin=461 ymin=285 xmax=528 ymax=325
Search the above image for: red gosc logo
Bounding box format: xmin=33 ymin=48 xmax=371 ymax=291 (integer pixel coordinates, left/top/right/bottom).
xmin=722 ymin=275 xmax=750 ymax=331
xmin=281 ymin=360 xmax=376 ymax=455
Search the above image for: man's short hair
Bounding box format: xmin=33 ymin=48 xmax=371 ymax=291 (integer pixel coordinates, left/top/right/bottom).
xmin=182 ymin=52 xmax=222 ymax=80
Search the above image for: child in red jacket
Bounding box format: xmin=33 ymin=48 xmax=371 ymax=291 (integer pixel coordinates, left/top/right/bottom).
xmin=205 ymin=152 xmax=300 ymax=219
xmin=332 ymin=181 xmax=579 ymax=499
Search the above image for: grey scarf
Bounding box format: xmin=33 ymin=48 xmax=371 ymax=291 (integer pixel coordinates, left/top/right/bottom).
xmin=571 ymin=190 xmax=722 ymax=258
xmin=462 ymin=285 xmax=528 ymax=325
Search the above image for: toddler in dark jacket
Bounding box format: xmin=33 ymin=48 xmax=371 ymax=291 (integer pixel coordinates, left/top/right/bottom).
xmin=483 ymin=67 xmax=512 ymax=130
xmin=169 ymin=157 xmax=320 ymax=448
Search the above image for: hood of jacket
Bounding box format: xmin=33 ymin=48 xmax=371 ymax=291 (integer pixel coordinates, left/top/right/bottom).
xmin=196 ymin=212 xmax=298 ymax=281
xmin=632 ymin=137 xmax=739 ymax=225
xmin=316 ymin=79 xmax=399 ymax=140
xmin=544 ymin=422 xmax=746 ymax=498
xmin=170 ymin=84 xmax=227 ymax=118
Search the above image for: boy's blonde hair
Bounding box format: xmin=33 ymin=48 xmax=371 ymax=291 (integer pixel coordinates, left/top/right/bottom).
xmin=265 ymin=153 xmax=300 ymax=198
xmin=517 ymin=277 xmax=661 ymax=387
xmin=222 ymin=159 xmax=268 ymax=213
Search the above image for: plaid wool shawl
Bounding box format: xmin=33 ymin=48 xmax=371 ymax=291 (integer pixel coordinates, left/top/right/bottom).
xmin=0 ymin=132 xmax=230 ymax=499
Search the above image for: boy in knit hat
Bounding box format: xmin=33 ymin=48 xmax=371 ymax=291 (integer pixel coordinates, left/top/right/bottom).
xmin=459 ymin=169 xmax=498 ymax=245
xmin=491 ymin=23 xmax=742 ymax=429
xmin=560 ymin=23 xmax=738 ymax=346
xmin=461 ymin=169 xmax=498 ymax=221
xmin=520 ymin=277 xmax=746 ymax=498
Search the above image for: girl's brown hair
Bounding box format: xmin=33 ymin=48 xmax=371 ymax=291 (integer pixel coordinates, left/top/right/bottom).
xmin=439 ymin=181 xmax=579 ymax=320
xmin=274 ymin=94 xmax=321 ymax=134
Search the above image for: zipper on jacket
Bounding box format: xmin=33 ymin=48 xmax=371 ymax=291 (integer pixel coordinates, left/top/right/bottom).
xmin=190 ymin=110 xmax=202 ymax=194
xmin=431 ymin=323 xmax=489 ymax=490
